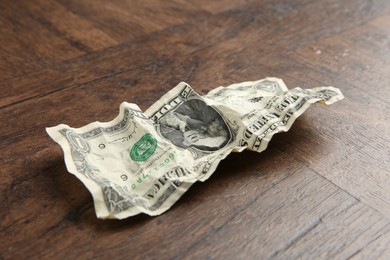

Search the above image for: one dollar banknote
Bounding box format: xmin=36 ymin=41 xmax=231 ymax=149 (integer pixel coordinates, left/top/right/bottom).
xmin=46 ymin=78 xmax=343 ymax=219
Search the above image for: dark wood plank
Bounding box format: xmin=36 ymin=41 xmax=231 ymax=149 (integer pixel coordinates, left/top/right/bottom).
xmin=0 ymin=145 xmax=296 ymax=257
xmin=175 ymin=169 xmax=390 ymax=259
xmin=2 ymin=147 xmax=388 ymax=258
xmin=2 ymin=0 xmax=390 ymax=107
xmin=0 ymin=1 xmax=87 ymax=81
xmin=268 ymin=15 xmax=390 ymax=218
xmin=12 ymin=0 xmax=119 ymax=51
xmin=1 ymin=142 xmax=383 ymax=259
xmin=0 ymin=0 xmax=208 ymax=82
xmin=55 ymin=0 xmax=211 ymax=42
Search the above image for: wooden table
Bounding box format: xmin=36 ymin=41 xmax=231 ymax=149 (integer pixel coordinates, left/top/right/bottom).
xmin=1 ymin=0 xmax=390 ymax=258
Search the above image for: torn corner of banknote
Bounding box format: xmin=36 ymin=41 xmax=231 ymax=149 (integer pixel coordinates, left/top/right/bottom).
xmin=46 ymin=77 xmax=344 ymax=219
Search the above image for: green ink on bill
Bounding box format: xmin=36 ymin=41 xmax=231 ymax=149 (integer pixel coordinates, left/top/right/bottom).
xmin=130 ymin=133 xmax=157 ymax=162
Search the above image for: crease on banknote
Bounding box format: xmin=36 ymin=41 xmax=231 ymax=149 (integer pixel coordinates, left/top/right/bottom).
xmin=46 ymin=77 xmax=344 ymax=219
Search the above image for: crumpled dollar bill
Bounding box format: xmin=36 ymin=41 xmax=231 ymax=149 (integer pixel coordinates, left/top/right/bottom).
xmin=46 ymin=78 xmax=344 ymax=219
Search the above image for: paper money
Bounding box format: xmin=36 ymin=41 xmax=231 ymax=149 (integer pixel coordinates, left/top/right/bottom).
xmin=46 ymin=78 xmax=344 ymax=219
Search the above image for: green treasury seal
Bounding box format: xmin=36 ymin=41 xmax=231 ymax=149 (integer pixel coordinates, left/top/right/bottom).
xmin=130 ymin=133 xmax=157 ymax=162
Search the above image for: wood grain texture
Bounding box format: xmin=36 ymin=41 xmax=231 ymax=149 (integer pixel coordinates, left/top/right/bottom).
xmin=1 ymin=0 xmax=390 ymax=259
